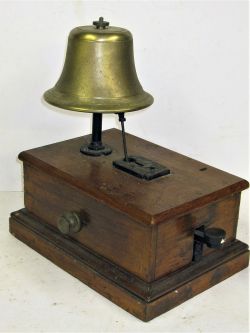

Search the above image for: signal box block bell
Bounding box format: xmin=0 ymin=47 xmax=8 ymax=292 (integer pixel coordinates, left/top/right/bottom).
xmin=9 ymin=130 xmax=249 ymax=321
xmin=9 ymin=18 xmax=249 ymax=321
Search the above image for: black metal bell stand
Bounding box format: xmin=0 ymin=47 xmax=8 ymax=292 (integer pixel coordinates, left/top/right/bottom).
xmin=80 ymin=113 xmax=112 ymax=156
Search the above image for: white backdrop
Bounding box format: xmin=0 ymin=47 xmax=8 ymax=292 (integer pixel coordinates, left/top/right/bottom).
xmin=0 ymin=0 xmax=248 ymax=192
xmin=0 ymin=2 xmax=249 ymax=331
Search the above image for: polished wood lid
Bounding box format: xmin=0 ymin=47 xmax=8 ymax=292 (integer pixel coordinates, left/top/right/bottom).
xmin=19 ymin=129 xmax=248 ymax=225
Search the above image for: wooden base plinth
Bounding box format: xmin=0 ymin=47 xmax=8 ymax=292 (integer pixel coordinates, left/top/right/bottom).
xmin=9 ymin=209 xmax=249 ymax=322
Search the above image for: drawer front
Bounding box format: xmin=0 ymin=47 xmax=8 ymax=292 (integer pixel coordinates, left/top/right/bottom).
xmin=155 ymin=193 xmax=241 ymax=279
xmin=23 ymin=164 xmax=154 ymax=281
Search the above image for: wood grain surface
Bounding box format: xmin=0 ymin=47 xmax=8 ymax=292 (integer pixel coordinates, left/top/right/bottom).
xmin=19 ymin=129 xmax=249 ymax=225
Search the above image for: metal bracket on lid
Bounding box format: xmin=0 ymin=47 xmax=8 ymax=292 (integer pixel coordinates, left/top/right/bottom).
xmin=113 ymin=113 xmax=170 ymax=180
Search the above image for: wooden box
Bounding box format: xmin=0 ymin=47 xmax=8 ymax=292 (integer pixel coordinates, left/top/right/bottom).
xmin=9 ymin=128 xmax=249 ymax=321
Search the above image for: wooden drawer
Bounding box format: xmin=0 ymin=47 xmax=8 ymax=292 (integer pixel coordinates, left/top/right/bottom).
xmin=23 ymin=164 xmax=155 ymax=282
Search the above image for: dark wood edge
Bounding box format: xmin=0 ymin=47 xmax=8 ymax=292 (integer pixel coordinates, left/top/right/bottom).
xmin=9 ymin=209 xmax=249 ymax=303
xmin=145 ymin=250 xmax=249 ymax=321
xmin=22 ymin=161 xmax=249 ymax=227
xmin=17 ymin=129 xmax=249 ymax=226
xmin=153 ymin=180 xmax=249 ymax=223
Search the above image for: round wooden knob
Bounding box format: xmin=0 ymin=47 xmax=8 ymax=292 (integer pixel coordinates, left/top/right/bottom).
xmin=57 ymin=211 xmax=82 ymax=235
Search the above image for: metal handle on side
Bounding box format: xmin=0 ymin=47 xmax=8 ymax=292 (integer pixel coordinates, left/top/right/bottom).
xmin=192 ymin=226 xmax=226 ymax=262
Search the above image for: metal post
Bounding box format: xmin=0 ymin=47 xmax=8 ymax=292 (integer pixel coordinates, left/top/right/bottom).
xmin=80 ymin=113 xmax=112 ymax=156
xmin=89 ymin=113 xmax=103 ymax=150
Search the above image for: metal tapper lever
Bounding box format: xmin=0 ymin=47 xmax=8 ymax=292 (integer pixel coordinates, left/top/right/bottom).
xmin=118 ymin=113 xmax=129 ymax=162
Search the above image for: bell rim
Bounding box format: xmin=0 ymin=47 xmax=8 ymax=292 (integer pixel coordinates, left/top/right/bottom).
xmin=43 ymin=89 xmax=154 ymax=113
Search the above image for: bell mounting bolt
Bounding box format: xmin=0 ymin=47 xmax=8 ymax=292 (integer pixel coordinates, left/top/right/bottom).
xmin=93 ymin=17 xmax=109 ymax=29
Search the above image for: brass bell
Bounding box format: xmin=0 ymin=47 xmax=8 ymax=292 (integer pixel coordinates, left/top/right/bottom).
xmin=44 ymin=17 xmax=154 ymax=159
xmin=44 ymin=17 xmax=153 ymax=113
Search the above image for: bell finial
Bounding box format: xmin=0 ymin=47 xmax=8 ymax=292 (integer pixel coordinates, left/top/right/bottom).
xmin=93 ymin=17 xmax=109 ymax=29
